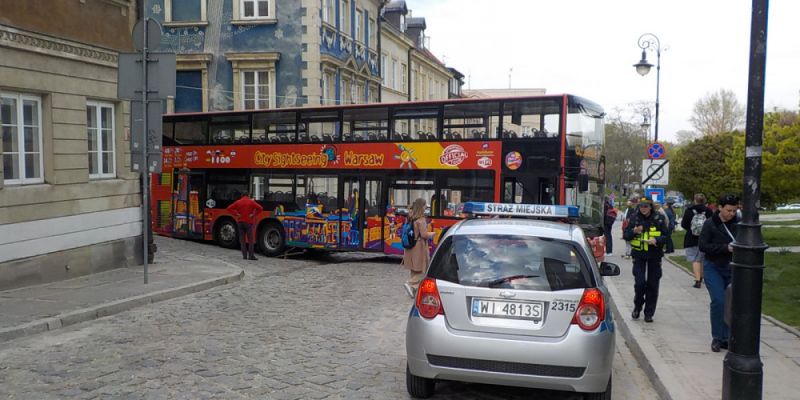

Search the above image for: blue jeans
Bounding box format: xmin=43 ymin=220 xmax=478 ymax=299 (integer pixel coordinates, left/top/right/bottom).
xmin=704 ymin=260 xmax=731 ymax=341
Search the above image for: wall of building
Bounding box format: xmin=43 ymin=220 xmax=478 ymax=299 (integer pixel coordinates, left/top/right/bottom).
xmin=380 ymin=24 xmax=412 ymax=103
xmin=0 ymin=3 xmax=141 ymax=290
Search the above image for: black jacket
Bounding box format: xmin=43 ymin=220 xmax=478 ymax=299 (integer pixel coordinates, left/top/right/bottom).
xmin=623 ymin=209 xmax=669 ymax=259
xmin=698 ymin=212 xmax=739 ymax=265
xmin=681 ymin=204 xmax=713 ymax=248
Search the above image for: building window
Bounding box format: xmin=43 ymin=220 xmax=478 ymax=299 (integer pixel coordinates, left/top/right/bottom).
xmin=242 ymin=71 xmax=272 ymax=110
xmin=381 ymin=55 xmax=387 ymax=86
xmin=401 ymin=63 xmax=407 ymax=92
xmin=341 ymin=0 xmax=350 ymax=34
xmin=356 ymin=9 xmax=364 ymax=42
xmin=227 ymin=52 xmax=279 ymax=110
xmin=2 ymin=92 xmax=43 ymax=185
xmin=322 ymin=0 xmax=334 ymax=23
xmin=392 ymin=59 xmax=398 ymax=90
xmin=87 ymin=101 xmax=116 ymax=179
xmin=164 ymin=0 xmax=207 ymax=24
xmin=176 ymin=70 xmax=203 ymax=113
xmin=369 ymin=18 xmax=376 ymax=48
xmin=241 ymin=0 xmax=272 ymax=18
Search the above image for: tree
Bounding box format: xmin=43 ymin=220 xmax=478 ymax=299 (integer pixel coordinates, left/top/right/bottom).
xmin=604 ymin=109 xmax=649 ymax=193
xmin=671 ymin=132 xmax=741 ymax=203
xmin=726 ymin=110 xmax=800 ymax=207
xmin=675 ymin=129 xmax=700 ymax=144
xmin=689 ymin=89 xmax=745 ymax=136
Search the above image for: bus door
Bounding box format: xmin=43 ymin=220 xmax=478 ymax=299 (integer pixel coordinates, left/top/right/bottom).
xmin=340 ymin=176 xmax=384 ymax=251
xmin=502 ymin=175 xmax=555 ymax=205
xmin=172 ymin=169 xmax=205 ymax=239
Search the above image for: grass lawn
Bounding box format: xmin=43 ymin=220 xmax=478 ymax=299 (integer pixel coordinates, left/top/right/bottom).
xmin=668 ymin=253 xmax=800 ymax=329
xmin=763 ymin=220 xmax=800 ymax=226
xmin=670 ymin=227 xmax=798 ymax=249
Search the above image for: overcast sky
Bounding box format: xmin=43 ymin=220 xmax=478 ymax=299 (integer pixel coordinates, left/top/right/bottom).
xmin=409 ymin=0 xmax=800 ymax=143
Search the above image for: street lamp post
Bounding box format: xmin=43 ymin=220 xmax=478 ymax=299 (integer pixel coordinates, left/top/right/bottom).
xmin=633 ymin=33 xmax=662 ymax=143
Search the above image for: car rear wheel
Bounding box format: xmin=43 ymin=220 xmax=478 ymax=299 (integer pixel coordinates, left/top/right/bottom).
xmin=214 ymin=218 xmax=239 ymax=249
xmin=406 ymin=364 xmax=434 ymax=399
xmin=258 ymin=222 xmax=286 ymax=257
xmin=584 ymin=375 xmax=612 ymax=400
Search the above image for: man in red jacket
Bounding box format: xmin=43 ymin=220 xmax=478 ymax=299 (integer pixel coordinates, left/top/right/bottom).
xmin=226 ymin=192 xmax=263 ymax=260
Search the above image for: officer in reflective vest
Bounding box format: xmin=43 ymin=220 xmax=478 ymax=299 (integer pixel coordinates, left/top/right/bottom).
xmin=623 ymin=197 xmax=669 ymax=323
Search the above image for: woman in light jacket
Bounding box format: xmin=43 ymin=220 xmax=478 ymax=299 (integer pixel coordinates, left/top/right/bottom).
xmin=402 ymin=198 xmax=434 ymax=298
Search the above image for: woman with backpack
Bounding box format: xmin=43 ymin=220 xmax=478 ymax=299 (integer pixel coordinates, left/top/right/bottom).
xmin=401 ymin=198 xmax=435 ymax=298
xmin=681 ymin=193 xmax=713 ymax=288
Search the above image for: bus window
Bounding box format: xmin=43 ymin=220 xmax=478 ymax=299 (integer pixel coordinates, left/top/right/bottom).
xmin=392 ymin=107 xmax=438 ymax=141
xmin=500 ymin=99 xmax=561 ymax=139
xmin=206 ymin=172 xmax=248 ymax=208
xmin=297 ymin=175 xmax=339 ymax=212
xmin=443 ymin=101 xmax=499 ymax=140
xmin=174 ymin=120 xmax=208 ymax=145
xmin=344 ymin=106 xmax=389 ymax=141
xmin=390 ymin=178 xmax=435 ymax=215
xmin=444 ymin=172 xmax=494 ymax=213
xmin=300 ymin=110 xmax=339 ymax=143
xmin=253 ymin=110 xmax=297 ymax=143
xmin=209 ymin=115 xmax=250 ymax=145
xmin=163 ymin=121 xmax=176 ymax=146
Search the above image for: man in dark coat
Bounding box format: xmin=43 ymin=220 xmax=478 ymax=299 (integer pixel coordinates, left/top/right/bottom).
xmin=698 ymin=194 xmax=740 ymax=352
xmin=623 ymin=197 xmax=669 ymax=322
xmin=681 ymin=193 xmax=714 ymax=288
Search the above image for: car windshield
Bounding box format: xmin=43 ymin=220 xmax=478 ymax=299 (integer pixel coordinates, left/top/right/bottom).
xmin=427 ymin=234 xmax=594 ymax=291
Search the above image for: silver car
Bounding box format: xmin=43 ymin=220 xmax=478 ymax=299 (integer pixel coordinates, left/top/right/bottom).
xmin=406 ymin=214 xmax=620 ymax=399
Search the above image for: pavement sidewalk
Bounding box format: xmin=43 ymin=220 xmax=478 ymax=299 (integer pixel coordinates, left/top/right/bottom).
xmin=605 ymin=223 xmax=800 ymax=400
xmin=0 ymin=248 xmax=243 ymax=343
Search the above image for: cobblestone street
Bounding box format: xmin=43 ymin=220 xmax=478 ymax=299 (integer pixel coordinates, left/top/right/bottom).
xmin=0 ymin=237 xmax=655 ymax=399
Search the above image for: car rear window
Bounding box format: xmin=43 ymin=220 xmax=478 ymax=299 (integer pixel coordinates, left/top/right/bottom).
xmin=427 ymin=234 xmax=594 ymax=291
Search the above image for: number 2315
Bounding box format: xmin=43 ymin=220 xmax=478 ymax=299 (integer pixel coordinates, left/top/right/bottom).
xmin=551 ymin=301 xmax=576 ymax=312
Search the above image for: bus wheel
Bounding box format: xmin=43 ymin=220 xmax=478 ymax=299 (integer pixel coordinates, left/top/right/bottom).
xmin=214 ymin=218 xmax=239 ymax=249
xmin=258 ymin=222 xmax=286 ymax=257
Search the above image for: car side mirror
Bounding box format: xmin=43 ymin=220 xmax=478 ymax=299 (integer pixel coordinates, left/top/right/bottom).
xmin=599 ymin=262 xmax=620 ymax=276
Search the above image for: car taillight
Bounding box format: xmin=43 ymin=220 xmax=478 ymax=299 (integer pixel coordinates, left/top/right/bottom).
xmin=416 ymin=278 xmax=444 ymax=319
xmin=571 ymin=288 xmax=605 ymax=331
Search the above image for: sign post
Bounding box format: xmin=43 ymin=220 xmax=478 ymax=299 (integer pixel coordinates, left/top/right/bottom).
xmin=118 ymin=18 xmax=175 ymax=284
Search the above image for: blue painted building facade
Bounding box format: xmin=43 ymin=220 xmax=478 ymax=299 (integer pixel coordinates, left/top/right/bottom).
xmin=145 ymin=0 xmax=382 ymax=112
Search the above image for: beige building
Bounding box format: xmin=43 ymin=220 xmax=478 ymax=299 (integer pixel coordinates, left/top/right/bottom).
xmin=379 ymin=1 xmax=413 ymax=103
xmin=0 ymin=0 xmax=142 ymax=290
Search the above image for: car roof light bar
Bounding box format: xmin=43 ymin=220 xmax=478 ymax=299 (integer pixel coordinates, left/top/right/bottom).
xmin=462 ymin=202 xmax=579 ymax=220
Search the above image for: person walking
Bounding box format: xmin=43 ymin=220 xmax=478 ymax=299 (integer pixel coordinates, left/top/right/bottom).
xmin=401 ymin=198 xmax=434 ymax=298
xmin=681 ymin=193 xmax=713 ymax=288
xmin=622 ymin=197 xmax=640 ymax=259
xmin=698 ymin=194 xmax=740 ymax=352
xmin=603 ymin=199 xmax=618 ymax=255
xmin=664 ymin=200 xmax=677 ymax=253
xmin=623 ymin=197 xmax=669 ymax=323
xmin=226 ymin=192 xmax=263 ymax=260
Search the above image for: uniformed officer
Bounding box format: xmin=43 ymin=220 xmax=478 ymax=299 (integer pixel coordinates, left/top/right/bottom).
xmin=623 ymin=197 xmax=669 ymax=322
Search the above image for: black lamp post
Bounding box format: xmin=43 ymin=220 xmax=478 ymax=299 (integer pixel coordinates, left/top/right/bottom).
xmin=633 ymin=33 xmax=662 ymax=143
xmin=723 ymin=0 xmax=768 ymax=398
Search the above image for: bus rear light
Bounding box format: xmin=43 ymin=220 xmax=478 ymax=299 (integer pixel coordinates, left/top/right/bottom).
xmin=571 ymin=288 xmax=605 ymax=331
xmin=416 ymin=278 xmax=444 ymax=319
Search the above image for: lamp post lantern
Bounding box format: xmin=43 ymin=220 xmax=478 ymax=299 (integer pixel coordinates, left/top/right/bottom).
xmin=633 ymin=33 xmax=662 ymax=143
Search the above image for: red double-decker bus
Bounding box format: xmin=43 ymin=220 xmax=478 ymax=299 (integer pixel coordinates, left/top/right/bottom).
xmin=152 ymin=94 xmax=607 ymax=258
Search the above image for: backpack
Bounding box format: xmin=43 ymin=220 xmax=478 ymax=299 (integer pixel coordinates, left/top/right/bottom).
xmin=690 ymin=209 xmax=706 ymax=236
xmin=400 ymin=218 xmax=417 ymax=249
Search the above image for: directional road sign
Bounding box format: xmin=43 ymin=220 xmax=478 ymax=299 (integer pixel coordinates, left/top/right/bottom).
xmin=646 ymin=187 xmax=666 ymax=204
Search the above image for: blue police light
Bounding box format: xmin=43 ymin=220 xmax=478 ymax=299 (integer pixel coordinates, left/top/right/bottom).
xmin=462 ymin=202 xmax=579 ymax=219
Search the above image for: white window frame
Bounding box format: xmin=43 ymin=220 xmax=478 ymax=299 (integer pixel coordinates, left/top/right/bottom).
xmin=341 ymin=0 xmax=351 ymax=34
xmin=241 ymin=70 xmax=274 ymax=110
xmin=355 ymin=9 xmax=364 ymax=42
xmin=392 ymin=59 xmax=398 ymax=90
xmin=381 ymin=54 xmax=388 ymax=86
xmin=368 ymin=17 xmax=376 ymax=47
xmin=2 ymin=92 xmax=43 ymax=185
xmin=240 ymin=0 xmax=273 ymax=19
xmin=322 ymin=0 xmax=334 ymax=23
xmin=163 ymin=0 xmax=208 ymax=24
xmin=86 ymin=101 xmax=116 ymax=179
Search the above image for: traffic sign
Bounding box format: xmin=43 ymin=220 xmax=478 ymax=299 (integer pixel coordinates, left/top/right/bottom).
xmin=647 ymin=142 xmax=666 ymax=159
xmin=641 ymin=159 xmax=670 ymax=185
xmin=646 ymin=187 xmax=665 ymax=204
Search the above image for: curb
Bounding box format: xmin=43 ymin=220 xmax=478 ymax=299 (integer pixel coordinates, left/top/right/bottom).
xmin=664 ymin=255 xmax=800 ymax=339
xmin=606 ymin=279 xmax=672 ymax=400
xmin=0 ymin=270 xmax=244 ymax=343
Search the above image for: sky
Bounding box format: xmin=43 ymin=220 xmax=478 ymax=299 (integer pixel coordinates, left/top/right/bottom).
xmin=409 ymin=0 xmax=800 ymax=143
